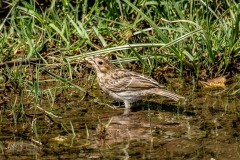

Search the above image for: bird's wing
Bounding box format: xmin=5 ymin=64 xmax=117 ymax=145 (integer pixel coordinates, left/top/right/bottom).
xmin=105 ymin=69 xmax=165 ymax=92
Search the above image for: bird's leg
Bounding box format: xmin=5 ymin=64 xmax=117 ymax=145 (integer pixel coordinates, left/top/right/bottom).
xmin=123 ymin=101 xmax=131 ymax=115
xmin=124 ymin=101 xmax=131 ymax=109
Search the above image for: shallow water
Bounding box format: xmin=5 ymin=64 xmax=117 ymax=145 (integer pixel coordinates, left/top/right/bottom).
xmin=1 ymin=82 xmax=240 ymax=159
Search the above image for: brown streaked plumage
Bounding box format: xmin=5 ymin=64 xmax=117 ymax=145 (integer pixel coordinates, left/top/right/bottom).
xmin=86 ymin=56 xmax=184 ymax=114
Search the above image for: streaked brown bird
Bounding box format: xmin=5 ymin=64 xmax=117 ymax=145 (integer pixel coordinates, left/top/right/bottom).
xmin=86 ymin=56 xmax=184 ymax=114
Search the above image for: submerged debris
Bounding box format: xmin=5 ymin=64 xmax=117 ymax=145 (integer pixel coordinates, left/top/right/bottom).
xmin=200 ymin=76 xmax=226 ymax=89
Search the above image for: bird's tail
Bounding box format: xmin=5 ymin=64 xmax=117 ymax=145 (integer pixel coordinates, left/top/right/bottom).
xmin=153 ymin=88 xmax=184 ymax=101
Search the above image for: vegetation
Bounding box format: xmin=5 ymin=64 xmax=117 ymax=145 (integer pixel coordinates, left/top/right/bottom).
xmin=0 ymin=0 xmax=239 ymax=75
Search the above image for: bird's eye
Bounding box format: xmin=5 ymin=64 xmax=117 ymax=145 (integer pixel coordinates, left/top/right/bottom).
xmin=98 ymin=61 xmax=103 ymax=65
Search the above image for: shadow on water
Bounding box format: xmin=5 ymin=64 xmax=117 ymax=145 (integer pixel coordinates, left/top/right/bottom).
xmin=1 ymin=84 xmax=240 ymax=159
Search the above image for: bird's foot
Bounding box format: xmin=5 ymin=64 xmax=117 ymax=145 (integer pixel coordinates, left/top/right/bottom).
xmin=122 ymin=108 xmax=131 ymax=116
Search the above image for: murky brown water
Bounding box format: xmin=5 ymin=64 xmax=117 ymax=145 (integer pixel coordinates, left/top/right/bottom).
xmin=1 ymin=79 xmax=240 ymax=159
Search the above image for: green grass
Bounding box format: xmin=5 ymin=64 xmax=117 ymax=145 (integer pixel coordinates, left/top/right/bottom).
xmin=0 ymin=0 xmax=240 ymax=70
xmin=1 ymin=0 xmax=239 ymax=74
xmin=0 ymin=0 xmax=239 ymax=125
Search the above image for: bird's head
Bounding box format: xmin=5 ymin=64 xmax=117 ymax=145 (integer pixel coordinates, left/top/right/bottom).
xmin=86 ymin=56 xmax=115 ymax=74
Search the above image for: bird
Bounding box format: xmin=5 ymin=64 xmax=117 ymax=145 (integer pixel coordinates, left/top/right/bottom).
xmin=86 ymin=56 xmax=184 ymax=115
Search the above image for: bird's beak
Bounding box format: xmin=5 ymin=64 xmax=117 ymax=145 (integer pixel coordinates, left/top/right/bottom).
xmin=85 ymin=57 xmax=95 ymax=64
